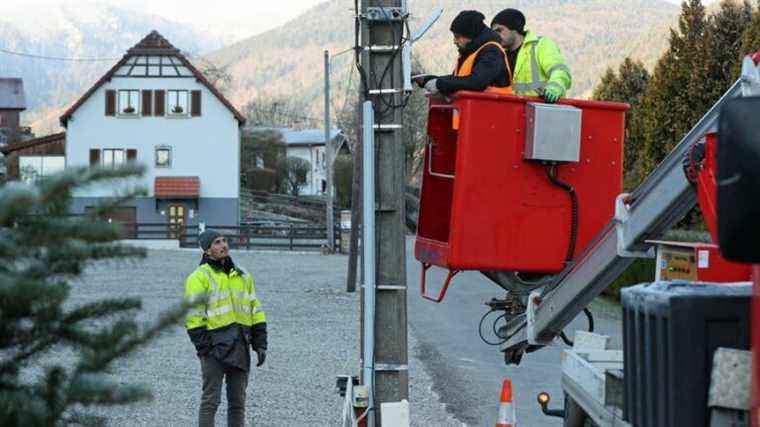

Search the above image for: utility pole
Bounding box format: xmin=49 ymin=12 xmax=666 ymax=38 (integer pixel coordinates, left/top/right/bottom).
xmin=346 ymin=99 xmax=362 ymax=293
xmin=324 ymin=50 xmax=335 ymax=252
xmin=359 ymin=1 xmax=408 ymax=425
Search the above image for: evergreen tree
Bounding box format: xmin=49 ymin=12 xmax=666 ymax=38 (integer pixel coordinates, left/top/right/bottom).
xmin=639 ymin=0 xmax=754 ymax=180
xmin=736 ymin=0 xmax=760 ymax=70
xmin=0 ymin=165 xmax=189 ymax=426
xmin=705 ymin=0 xmax=754 ymax=100
xmin=592 ymin=58 xmax=650 ymax=188
xmin=639 ymin=0 xmax=709 ymax=176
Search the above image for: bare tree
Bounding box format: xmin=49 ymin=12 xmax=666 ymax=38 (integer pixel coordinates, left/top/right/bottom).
xmin=243 ymin=95 xmax=320 ymax=129
xmin=193 ymin=57 xmax=234 ymax=95
xmin=278 ymin=156 xmax=311 ymax=196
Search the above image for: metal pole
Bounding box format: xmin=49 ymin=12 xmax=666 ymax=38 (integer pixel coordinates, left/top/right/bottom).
xmin=361 ymin=100 xmax=376 ymax=427
xmin=346 ymin=103 xmax=362 ymax=292
xmin=359 ymin=1 xmax=408 ymax=425
xmin=325 ymin=50 xmax=335 ymax=252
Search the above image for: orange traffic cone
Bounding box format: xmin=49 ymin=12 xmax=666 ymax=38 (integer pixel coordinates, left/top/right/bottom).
xmin=495 ymin=378 xmax=516 ymax=427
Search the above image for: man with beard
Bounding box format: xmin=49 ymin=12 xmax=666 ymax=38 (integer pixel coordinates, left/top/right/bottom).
xmin=184 ymin=229 xmax=267 ymax=427
xmin=491 ymin=8 xmax=572 ymax=103
xmin=416 ymin=10 xmax=512 ymax=96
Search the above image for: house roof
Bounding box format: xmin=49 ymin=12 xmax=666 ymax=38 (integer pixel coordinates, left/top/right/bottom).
xmin=0 ymin=78 xmax=26 ymax=110
xmin=155 ymin=176 xmax=200 ymax=198
xmin=0 ymin=132 xmax=65 ymax=155
xmin=280 ymin=128 xmax=343 ymax=146
xmin=59 ymin=31 xmax=245 ymax=127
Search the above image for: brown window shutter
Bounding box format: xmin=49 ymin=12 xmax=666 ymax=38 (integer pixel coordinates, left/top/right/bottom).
xmin=105 ymin=90 xmax=116 ymax=116
xmin=127 ymin=149 xmax=137 ymax=162
xmin=154 ymin=90 xmax=165 ymax=116
xmin=142 ymin=90 xmax=152 ymax=116
xmin=89 ymin=149 xmax=101 ymax=166
xmin=191 ymin=90 xmax=202 ymax=116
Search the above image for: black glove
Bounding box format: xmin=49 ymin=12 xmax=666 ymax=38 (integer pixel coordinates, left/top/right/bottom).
xmin=254 ymin=348 xmax=266 ymax=367
xmin=250 ymin=322 xmax=268 ymax=350
xmin=250 ymin=322 xmax=268 ymax=367
xmin=412 ymin=74 xmax=436 ymax=88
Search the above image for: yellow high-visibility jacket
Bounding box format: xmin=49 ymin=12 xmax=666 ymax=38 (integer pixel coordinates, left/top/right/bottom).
xmin=511 ymin=31 xmax=572 ymax=97
xmin=184 ymin=263 xmax=266 ymax=331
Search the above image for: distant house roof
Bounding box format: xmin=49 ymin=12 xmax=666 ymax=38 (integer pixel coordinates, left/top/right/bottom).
xmin=59 ymin=31 xmax=245 ymax=127
xmin=0 ymin=78 xmax=26 ymax=111
xmin=1 ymin=132 xmax=64 ymax=155
xmin=280 ymin=128 xmax=343 ymax=147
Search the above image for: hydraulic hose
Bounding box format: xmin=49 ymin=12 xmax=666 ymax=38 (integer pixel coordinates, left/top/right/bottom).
xmin=558 ymin=308 xmax=595 ymax=346
xmin=545 ymin=163 xmax=578 ymax=264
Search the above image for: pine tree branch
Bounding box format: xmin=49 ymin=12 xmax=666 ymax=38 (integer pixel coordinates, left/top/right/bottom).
xmin=0 ymin=183 xmax=39 ymax=226
xmin=75 ymin=302 xmax=189 ymax=374
xmin=62 ymin=299 xmax=142 ymax=325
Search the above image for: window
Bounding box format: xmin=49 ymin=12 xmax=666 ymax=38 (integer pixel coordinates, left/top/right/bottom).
xmin=19 ymin=156 xmax=65 ymax=182
xmin=102 ymin=149 xmax=125 ymax=168
xmin=155 ymin=146 xmax=172 ymax=168
xmin=255 ymin=154 xmax=264 ymax=169
xmin=167 ymin=90 xmax=189 ymax=115
xmin=118 ymin=90 xmax=140 ymax=115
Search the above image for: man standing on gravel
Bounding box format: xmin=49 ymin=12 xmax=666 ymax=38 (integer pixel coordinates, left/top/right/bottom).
xmin=184 ymin=229 xmax=268 ymax=427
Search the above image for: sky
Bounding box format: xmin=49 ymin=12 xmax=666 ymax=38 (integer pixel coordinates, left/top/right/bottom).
xmin=0 ymin=0 xmax=326 ymax=42
xmin=0 ymin=0 xmax=722 ymax=43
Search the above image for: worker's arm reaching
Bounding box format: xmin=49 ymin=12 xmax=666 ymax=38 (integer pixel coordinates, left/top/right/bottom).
xmin=435 ymin=44 xmax=507 ymax=95
xmin=536 ymin=37 xmax=571 ymax=102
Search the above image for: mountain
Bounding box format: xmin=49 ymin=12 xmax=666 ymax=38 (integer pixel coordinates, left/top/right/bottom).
xmin=0 ymin=1 xmax=226 ymax=133
xmin=206 ymin=0 xmax=681 ymax=116
xmin=3 ymin=0 xmax=686 ymax=135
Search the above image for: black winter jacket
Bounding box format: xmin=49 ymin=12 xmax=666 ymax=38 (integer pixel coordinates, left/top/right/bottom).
xmin=435 ymin=28 xmax=510 ymax=95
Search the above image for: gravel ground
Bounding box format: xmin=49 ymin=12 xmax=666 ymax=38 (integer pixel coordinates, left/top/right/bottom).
xmin=35 ymin=249 xmax=460 ymax=426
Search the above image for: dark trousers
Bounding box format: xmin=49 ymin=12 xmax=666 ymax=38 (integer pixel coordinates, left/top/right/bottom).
xmin=199 ymin=355 xmax=249 ymax=427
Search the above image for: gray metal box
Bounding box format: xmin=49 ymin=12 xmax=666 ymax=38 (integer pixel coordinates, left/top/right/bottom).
xmin=524 ymin=102 xmax=582 ymax=162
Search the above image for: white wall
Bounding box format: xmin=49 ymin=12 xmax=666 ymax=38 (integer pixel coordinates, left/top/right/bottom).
xmin=286 ymin=145 xmax=325 ymax=196
xmin=66 ymin=76 xmax=240 ymax=199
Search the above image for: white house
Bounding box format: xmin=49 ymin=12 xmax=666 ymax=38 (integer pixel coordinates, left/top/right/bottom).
xmin=281 ymin=128 xmax=348 ymax=196
xmin=60 ymin=31 xmax=245 ymax=236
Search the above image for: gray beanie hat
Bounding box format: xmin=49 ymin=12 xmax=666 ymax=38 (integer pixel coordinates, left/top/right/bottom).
xmin=199 ymin=229 xmax=223 ymax=251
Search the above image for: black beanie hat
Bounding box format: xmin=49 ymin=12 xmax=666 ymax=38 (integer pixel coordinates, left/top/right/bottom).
xmin=199 ymin=229 xmax=223 ymax=251
xmin=450 ymin=10 xmax=487 ymax=39
xmin=491 ymin=8 xmax=526 ymax=35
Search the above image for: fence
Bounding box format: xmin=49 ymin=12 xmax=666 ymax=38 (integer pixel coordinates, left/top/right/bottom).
xmin=119 ymin=222 xmax=341 ymax=251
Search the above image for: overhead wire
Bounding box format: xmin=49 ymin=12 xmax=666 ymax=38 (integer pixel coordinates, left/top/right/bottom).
xmin=0 ymin=47 xmax=121 ymax=62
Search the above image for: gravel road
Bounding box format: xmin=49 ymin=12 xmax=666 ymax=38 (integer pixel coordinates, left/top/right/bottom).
xmin=41 ymin=249 xmax=460 ymax=426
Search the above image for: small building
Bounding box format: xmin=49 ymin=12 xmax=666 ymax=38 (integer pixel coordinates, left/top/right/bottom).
xmin=0 ymin=78 xmax=26 ymax=134
xmin=0 ymin=77 xmax=34 ymax=178
xmin=59 ymin=31 xmax=245 ymax=235
xmin=0 ymin=132 xmax=65 ymax=181
xmin=280 ymin=128 xmax=349 ymax=196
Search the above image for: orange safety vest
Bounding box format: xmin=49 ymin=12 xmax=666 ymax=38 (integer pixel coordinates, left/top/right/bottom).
xmin=452 ymin=41 xmax=513 ymax=129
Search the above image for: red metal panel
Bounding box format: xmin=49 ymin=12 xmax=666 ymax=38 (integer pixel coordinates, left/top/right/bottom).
xmin=693 ymin=243 xmax=752 ymax=282
xmin=416 ymin=92 xmax=626 ymax=275
xmin=696 ymin=132 xmax=719 ymax=243
xmin=753 ymin=265 xmax=760 ymax=427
